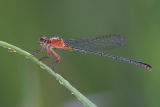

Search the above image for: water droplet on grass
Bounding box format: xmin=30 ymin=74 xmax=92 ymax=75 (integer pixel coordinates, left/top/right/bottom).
xmin=59 ymin=80 xmax=63 ymax=85
xmin=40 ymin=65 xmax=45 ymax=69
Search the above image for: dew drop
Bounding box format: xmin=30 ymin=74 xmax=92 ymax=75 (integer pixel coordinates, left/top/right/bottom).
xmin=59 ymin=80 xmax=63 ymax=85
xmin=40 ymin=65 xmax=45 ymax=69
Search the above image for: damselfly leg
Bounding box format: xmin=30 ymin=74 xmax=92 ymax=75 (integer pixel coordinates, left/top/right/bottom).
xmin=33 ymin=43 xmax=61 ymax=69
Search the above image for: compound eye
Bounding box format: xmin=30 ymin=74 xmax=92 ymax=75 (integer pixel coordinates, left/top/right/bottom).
xmin=40 ymin=36 xmax=47 ymax=43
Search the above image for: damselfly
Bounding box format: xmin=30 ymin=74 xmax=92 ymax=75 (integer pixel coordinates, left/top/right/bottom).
xmin=33 ymin=34 xmax=152 ymax=71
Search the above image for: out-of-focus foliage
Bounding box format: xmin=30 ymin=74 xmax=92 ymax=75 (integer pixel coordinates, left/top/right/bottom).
xmin=0 ymin=0 xmax=159 ymax=107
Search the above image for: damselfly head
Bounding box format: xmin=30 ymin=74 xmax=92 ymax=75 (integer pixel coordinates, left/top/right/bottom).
xmin=40 ymin=36 xmax=48 ymax=43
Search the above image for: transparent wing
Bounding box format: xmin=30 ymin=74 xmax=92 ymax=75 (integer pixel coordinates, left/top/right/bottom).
xmin=64 ymin=34 xmax=126 ymax=51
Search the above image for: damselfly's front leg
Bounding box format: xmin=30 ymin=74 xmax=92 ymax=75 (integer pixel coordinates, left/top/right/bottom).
xmin=38 ymin=45 xmax=52 ymax=61
xmin=32 ymin=43 xmax=47 ymax=55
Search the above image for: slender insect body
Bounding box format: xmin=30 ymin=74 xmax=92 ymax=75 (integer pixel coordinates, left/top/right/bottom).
xmin=73 ymin=47 xmax=152 ymax=71
xmin=35 ymin=35 xmax=152 ymax=71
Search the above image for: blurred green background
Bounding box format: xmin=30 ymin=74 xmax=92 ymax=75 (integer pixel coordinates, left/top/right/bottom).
xmin=0 ymin=0 xmax=159 ymax=107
